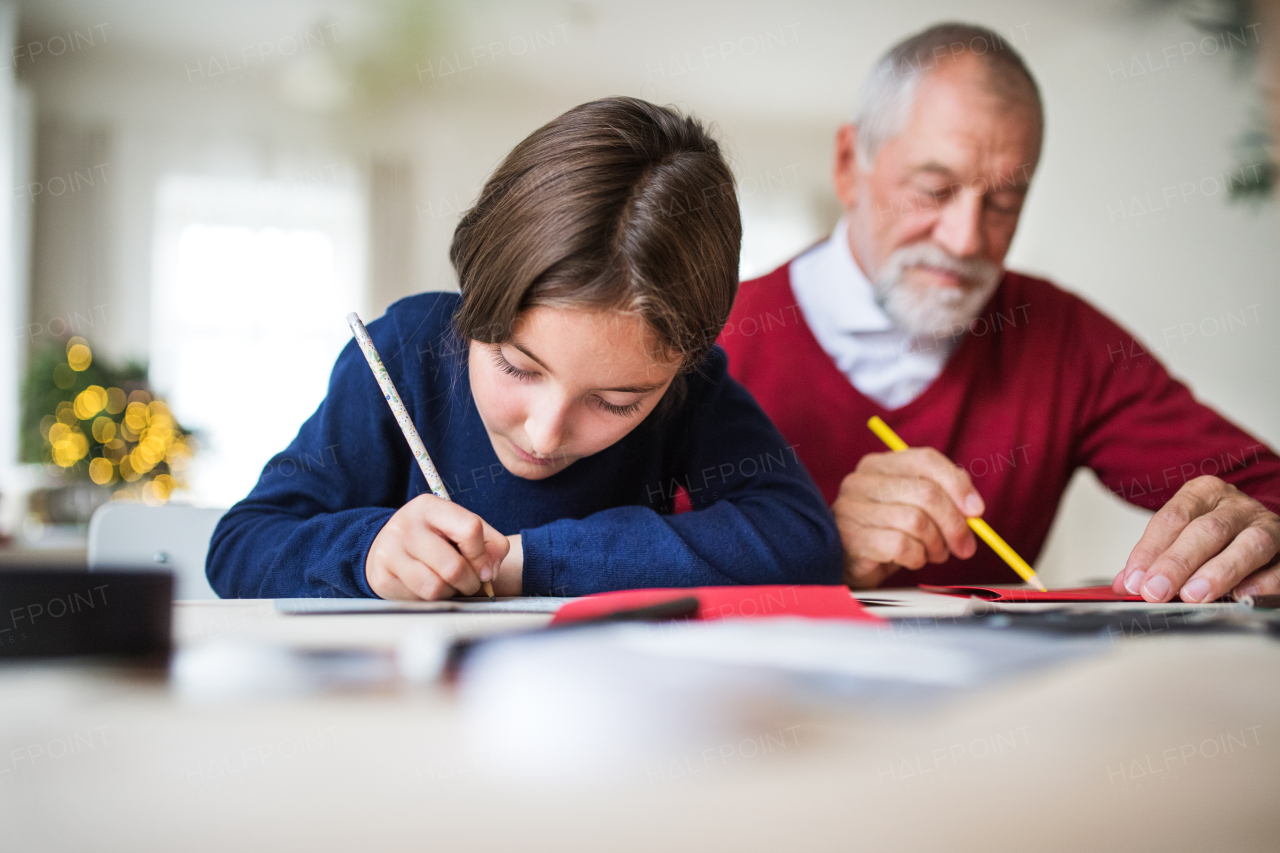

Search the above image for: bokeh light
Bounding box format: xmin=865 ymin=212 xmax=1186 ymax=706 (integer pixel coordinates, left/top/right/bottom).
xmin=88 ymin=457 xmax=115 ymax=486
xmin=67 ymin=339 xmax=93 ymax=372
xmin=105 ymin=387 xmax=127 ymax=414
xmin=35 ymin=339 xmax=193 ymax=504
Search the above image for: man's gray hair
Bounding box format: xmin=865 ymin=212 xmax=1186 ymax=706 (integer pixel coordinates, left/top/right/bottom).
xmin=853 ymin=22 xmax=1043 ymax=167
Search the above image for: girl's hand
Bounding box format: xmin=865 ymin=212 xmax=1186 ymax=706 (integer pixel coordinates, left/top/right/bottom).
xmin=365 ymin=495 xmax=510 ymax=600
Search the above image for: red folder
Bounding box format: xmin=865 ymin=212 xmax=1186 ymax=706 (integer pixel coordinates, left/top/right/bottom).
xmin=549 ymin=585 xmax=883 ymax=625
xmin=920 ymin=584 xmax=1144 ymax=602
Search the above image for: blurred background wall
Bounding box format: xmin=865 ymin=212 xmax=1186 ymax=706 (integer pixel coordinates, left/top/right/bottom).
xmin=2 ymin=0 xmax=1277 ymax=585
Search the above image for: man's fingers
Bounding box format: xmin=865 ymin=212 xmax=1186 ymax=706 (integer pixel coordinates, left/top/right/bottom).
xmin=843 ymin=500 xmax=948 ymax=564
xmin=844 ymin=557 xmax=898 ymax=590
xmin=856 ymin=448 xmax=984 ymax=517
xmin=1232 ymin=560 xmax=1280 ymax=599
xmin=848 ymin=474 xmax=976 ymax=559
xmin=1139 ymin=506 xmax=1252 ymax=603
xmin=1176 ymin=525 xmax=1280 ymax=603
xmin=850 ymin=524 xmax=928 ymax=570
xmin=1120 ymin=477 xmax=1221 ymax=592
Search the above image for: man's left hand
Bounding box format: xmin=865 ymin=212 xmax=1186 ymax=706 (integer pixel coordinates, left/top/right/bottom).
xmin=1113 ymin=476 xmax=1280 ymax=603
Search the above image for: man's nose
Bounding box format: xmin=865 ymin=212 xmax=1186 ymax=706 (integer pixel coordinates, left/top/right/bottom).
xmin=932 ymin=190 xmax=985 ymax=259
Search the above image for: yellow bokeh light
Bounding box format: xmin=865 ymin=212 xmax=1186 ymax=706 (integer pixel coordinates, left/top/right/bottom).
xmin=152 ymin=474 xmax=175 ymax=502
xmin=73 ymin=385 xmax=107 ymax=420
xmin=127 ymin=389 xmax=152 ymax=406
xmin=105 ymin=387 xmax=126 ymax=414
xmin=91 ymin=416 xmax=117 ymax=443
xmin=67 ymin=343 xmax=92 ymax=372
xmin=130 ymin=448 xmax=156 ymax=475
xmin=88 ymin=457 xmax=115 ymax=486
xmin=56 ymin=401 xmax=76 ymax=425
xmin=124 ymin=401 xmax=149 ymax=432
xmin=165 ymin=441 xmax=191 ymax=471
xmin=51 ymin=429 xmax=88 ymax=468
xmin=138 ymin=439 xmax=163 ymax=466
xmin=119 ymin=454 xmax=140 ymax=482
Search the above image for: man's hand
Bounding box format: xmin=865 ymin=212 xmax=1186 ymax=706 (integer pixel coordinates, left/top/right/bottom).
xmin=834 ymin=448 xmax=985 ymax=589
xmin=1113 ymin=476 xmax=1280 ymax=603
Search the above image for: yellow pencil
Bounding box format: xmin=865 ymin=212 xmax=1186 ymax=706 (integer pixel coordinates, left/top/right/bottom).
xmin=866 ymin=416 xmax=1047 ymax=591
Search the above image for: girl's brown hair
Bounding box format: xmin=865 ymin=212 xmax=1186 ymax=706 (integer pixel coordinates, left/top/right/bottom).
xmin=450 ymin=97 xmax=741 ymax=408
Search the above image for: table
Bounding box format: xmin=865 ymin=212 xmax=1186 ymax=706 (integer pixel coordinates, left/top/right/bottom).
xmin=1 ymin=594 xmax=1276 ymax=852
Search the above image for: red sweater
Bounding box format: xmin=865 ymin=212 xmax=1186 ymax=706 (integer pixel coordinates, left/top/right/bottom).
xmin=719 ymin=262 xmax=1280 ymax=587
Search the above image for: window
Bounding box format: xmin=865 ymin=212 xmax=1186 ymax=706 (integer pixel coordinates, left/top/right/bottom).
xmin=151 ymin=174 xmax=366 ymax=507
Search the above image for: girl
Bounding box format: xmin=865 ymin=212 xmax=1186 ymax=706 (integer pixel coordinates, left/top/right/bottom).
xmin=207 ymin=97 xmax=842 ymax=599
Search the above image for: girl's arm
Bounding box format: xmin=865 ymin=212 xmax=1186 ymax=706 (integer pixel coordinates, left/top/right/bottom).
xmin=516 ymin=348 xmax=844 ymax=596
xmin=205 ymin=316 xmax=416 ymax=598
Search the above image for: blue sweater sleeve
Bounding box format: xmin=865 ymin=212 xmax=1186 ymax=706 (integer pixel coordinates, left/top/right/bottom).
xmin=519 ymin=349 xmax=843 ymax=596
xmin=205 ymin=313 xmax=414 ymax=598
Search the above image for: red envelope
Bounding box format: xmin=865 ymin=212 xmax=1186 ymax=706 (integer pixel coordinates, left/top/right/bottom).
xmin=550 ymin=585 xmax=883 ymax=625
xmin=920 ymin=584 xmax=1143 ymax=602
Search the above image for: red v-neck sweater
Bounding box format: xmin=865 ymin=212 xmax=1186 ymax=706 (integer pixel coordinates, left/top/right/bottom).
xmin=719 ymin=262 xmax=1280 ymax=587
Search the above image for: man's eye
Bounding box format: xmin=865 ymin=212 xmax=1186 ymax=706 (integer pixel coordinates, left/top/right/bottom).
xmin=986 ymin=194 xmax=1025 ymax=215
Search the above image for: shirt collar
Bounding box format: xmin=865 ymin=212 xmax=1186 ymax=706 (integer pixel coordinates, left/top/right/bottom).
xmin=806 ymin=217 xmax=894 ymax=334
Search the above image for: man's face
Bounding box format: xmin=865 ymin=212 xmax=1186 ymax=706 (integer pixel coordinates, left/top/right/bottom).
xmin=835 ymin=56 xmax=1042 ymax=337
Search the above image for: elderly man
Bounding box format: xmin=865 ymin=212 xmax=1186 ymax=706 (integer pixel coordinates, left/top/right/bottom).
xmin=720 ymin=22 xmax=1280 ymax=603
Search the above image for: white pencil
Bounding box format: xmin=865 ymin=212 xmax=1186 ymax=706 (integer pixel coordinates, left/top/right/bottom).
xmin=346 ymin=312 xmax=495 ymax=599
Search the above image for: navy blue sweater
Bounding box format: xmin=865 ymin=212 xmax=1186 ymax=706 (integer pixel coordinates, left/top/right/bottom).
xmin=206 ymin=293 xmax=842 ymax=598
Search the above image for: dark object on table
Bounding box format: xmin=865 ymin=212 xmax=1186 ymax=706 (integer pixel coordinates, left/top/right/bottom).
xmin=896 ymin=603 xmax=1280 ymax=640
xmin=442 ymin=596 xmax=700 ymax=682
xmin=0 ymin=566 xmax=172 ymax=661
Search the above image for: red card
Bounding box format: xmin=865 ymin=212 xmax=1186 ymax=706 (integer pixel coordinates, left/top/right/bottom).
xmin=550 ymin=585 xmax=883 ymax=625
xmin=920 ymin=584 xmax=1143 ymax=602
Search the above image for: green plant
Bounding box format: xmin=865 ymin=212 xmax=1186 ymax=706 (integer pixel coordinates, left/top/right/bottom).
xmin=21 ymin=336 xmax=195 ymax=504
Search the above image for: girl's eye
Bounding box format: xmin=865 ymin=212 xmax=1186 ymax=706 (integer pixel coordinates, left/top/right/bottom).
xmin=594 ymin=397 xmax=642 ymax=417
xmin=491 ymin=347 xmax=536 ymax=381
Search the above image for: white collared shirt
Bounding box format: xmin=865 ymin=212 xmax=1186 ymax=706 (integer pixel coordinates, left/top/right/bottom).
xmin=789 ymin=218 xmax=957 ymax=409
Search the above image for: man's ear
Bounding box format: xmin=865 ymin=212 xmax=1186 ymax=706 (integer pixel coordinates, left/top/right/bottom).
xmin=833 ymin=123 xmax=861 ymax=210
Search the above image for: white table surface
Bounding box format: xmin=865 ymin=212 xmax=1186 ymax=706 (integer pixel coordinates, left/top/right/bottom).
xmin=1 ymin=592 xmax=1276 ymax=852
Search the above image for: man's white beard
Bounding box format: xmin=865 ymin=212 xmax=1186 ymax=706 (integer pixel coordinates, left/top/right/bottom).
xmin=871 ymin=242 xmax=1003 ymax=340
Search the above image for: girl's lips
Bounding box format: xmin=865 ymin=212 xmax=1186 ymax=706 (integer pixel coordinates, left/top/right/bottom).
xmin=510 ymin=439 xmax=557 ymax=466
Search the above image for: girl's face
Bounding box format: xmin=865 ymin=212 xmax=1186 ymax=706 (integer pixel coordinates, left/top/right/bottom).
xmin=468 ymin=306 xmax=680 ymax=480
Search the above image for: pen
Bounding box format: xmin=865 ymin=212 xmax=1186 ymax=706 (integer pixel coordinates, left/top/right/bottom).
xmin=866 ymin=416 xmax=1047 ymax=592
xmin=347 ymin=312 xmax=496 ymax=600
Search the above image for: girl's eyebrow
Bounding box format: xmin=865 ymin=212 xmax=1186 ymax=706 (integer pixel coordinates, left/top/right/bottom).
xmin=507 ymin=341 xmax=665 ymax=394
